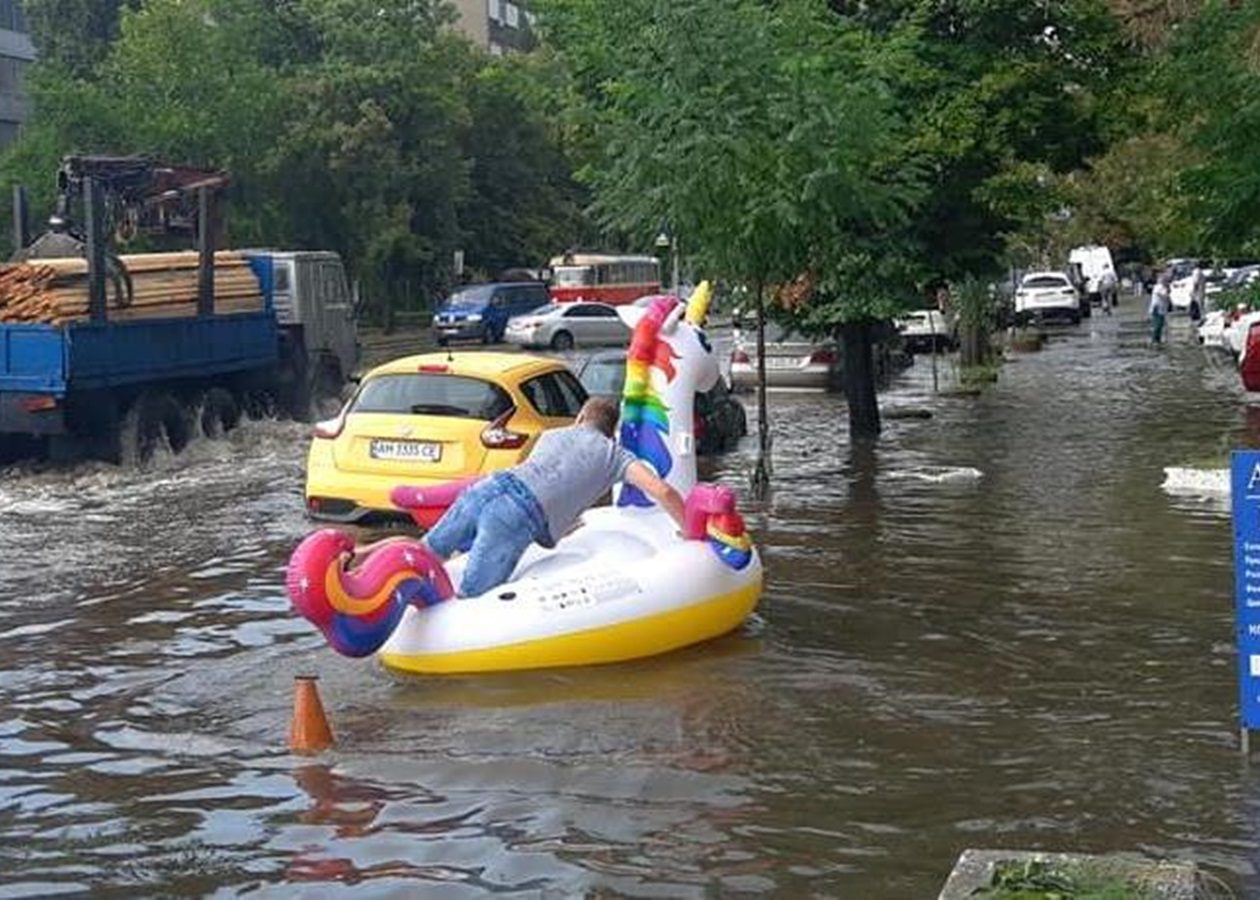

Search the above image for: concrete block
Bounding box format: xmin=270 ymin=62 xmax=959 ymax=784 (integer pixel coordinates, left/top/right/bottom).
xmin=938 ymin=849 xmax=1203 ymax=900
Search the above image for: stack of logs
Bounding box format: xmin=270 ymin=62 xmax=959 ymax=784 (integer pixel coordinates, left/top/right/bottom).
xmin=0 ymin=251 xmax=266 ymax=326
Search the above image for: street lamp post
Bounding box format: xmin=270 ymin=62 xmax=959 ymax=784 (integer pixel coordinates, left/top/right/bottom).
xmin=655 ymin=229 xmax=679 ymax=294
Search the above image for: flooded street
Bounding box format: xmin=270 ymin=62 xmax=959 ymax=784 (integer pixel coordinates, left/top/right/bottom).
xmin=2 ymin=309 xmax=1259 ymax=897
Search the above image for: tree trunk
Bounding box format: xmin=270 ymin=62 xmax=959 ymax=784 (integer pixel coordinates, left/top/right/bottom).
xmin=841 ymin=320 xmax=880 ymax=439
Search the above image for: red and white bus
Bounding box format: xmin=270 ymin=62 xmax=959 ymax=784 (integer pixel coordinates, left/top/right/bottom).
xmin=548 ymin=252 xmax=661 ymax=305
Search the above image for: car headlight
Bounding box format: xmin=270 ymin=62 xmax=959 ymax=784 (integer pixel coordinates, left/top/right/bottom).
xmin=466 ymin=314 xmax=482 ymax=323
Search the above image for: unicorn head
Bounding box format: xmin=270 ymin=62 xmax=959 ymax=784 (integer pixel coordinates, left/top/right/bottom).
xmin=616 ymin=282 xmax=720 ymax=507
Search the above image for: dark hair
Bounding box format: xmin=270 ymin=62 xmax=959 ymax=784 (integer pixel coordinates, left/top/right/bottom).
xmin=580 ymin=396 xmax=620 ymax=437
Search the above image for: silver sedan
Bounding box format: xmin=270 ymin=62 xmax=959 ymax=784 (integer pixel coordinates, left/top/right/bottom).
xmin=504 ymin=302 xmax=631 ymax=351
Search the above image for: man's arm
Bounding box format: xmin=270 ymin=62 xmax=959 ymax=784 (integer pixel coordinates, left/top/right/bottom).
xmin=625 ymin=461 xmax=686 ymax=530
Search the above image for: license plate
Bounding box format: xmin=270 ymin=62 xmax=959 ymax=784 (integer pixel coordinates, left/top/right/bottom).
xmin=369 ymin=439 xmax=442 ymax=462
xmin=765 ymin=357 xmax=801 ymax=370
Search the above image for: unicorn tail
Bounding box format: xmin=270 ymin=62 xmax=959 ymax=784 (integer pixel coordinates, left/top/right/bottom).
xmin=285 ymin=530 xmax=454 ymax=658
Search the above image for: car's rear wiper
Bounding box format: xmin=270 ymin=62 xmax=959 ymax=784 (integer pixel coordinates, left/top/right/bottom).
xmin=409 ymin=403 xmax=469 ymax=416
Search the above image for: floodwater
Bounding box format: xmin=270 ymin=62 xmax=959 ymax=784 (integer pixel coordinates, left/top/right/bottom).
xmin=1 ymin=310 xmax=1257 ymax=897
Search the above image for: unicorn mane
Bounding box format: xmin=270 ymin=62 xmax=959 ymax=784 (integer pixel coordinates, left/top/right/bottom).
xmin=618 ymin=297 xmax=680 ymax=507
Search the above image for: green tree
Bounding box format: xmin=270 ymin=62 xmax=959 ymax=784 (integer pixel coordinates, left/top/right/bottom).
xmin=835 ymin=0 xmax=1136 ymax=279
xmin=460 ymin=55 xmax=593 ymax=278
xmin=1155 ymin=1 xmax=1260 ymax=256
xmin=22 ymin=0 xmax=138 ymax=77
xmin=1 ymin=0 xmax=594 ymax=315
xmin=538 ymin=0 xmax=918 ymax=449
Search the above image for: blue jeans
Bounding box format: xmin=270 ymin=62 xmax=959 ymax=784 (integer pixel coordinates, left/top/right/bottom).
xmin=424 ymin=473 xmax=549 ymax=597
xmin=1151 ymin=312 xmax=1166 ymax=344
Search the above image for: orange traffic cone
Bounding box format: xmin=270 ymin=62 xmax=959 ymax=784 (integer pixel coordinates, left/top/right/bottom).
xmin=289 ymin=675 xmax=334 ymax=755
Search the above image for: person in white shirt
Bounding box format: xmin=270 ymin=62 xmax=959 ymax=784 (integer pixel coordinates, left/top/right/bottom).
xmin=1149 ymin=272 xmax=1172 ymax=345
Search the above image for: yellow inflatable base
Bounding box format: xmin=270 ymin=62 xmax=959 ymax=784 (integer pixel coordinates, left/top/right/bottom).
xmin=379 ymin=578 xmax=763 ymax=675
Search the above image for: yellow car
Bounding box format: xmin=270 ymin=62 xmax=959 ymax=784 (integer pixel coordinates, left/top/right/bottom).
xmin=305 ymin=351 xmax=587 ymax=522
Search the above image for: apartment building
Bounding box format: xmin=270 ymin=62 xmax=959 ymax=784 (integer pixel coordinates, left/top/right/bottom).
xmin=449 ymin=0 xmax=536 ymax=54
xmin=0 ymin=0 xmax=32 ymax=147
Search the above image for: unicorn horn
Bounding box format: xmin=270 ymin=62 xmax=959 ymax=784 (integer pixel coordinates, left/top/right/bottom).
xmin=685 ymin=281 xmax=713 ymax=325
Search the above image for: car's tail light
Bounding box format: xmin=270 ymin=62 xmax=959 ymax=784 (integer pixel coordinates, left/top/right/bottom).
xmin=732 ymin=349 xmax=751 ymax=364
xmin=313 ymin=408 xmax=347 ymax=440
xmin=481 ymin=407 xmax=528 ymax=449
xmin=809 ymin=348 xmax=836 ymax=365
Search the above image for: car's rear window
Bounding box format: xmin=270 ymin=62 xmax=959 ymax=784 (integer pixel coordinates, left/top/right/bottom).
xmin=351 ymin=374 xmax=513 ymax=421
xmin=581 ymin=360 xmax=626 ymax=395
xmin=1023 ymin=276 xmax=1069 ymax=288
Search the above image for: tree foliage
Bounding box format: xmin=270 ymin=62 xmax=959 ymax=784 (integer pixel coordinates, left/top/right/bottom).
xmin=537 ymin=0 xmax=920 ymax=323
xmin=0 ymin=0 xmax=591 ymax=313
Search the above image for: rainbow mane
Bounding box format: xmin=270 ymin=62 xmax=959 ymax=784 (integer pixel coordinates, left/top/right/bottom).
xmin=619 ymin=297 xmax=680 ymax=508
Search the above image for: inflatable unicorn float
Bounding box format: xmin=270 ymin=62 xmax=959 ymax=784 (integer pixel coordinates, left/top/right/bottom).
xmin=286 ymin=284 xmax=763 ymax=674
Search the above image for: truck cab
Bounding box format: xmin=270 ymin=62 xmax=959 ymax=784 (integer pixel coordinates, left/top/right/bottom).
xmin=248 ymin=251 xmax=359 ymax=397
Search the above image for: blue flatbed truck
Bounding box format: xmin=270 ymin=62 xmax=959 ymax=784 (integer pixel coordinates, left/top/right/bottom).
xmin=0 ymin=251 xmax=358 ymax=463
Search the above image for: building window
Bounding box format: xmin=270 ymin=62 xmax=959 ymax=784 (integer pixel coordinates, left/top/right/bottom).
xmin=487 ymin=0 xmax=501 ymax=24
xmin=504 ymin=2 xmax=519 ymax=28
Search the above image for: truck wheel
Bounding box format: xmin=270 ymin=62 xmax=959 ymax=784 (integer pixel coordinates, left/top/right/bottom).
xmin=310 ymin=359 xmax=345 ymax=420
xmin=241 ymin=389 xmax=277 ymax=421
xmin=200 ymin=387 xmax=241 ymax=439
xmin=123 ymin=391 xmax=191 ymax=463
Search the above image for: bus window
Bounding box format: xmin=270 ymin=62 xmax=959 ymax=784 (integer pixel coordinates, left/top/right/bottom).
xmin=552 ymin=266 xmax=593 ymax=287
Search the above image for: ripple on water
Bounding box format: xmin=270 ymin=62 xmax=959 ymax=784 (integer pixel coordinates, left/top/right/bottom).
xmin=0 ymin=319 xmax=1258 ymax=896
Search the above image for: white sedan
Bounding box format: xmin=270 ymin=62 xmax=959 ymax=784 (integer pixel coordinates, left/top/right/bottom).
xmin=504 ymin=302 xmax=631 ymax=351
xmin=895 ymin=310 xmax=956 ymax=352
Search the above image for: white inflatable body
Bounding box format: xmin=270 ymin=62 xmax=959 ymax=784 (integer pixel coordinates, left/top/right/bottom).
xmin=379 ymin=505 xmax=762 ymax=673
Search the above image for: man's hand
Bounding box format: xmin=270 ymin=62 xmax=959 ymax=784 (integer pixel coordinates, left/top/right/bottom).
xmin=625 ymin=461 xmax=686 ymax=532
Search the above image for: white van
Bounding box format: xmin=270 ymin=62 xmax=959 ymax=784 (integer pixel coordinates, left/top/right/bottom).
xmin=1068 ymin=245 xmax=1118 ymax=309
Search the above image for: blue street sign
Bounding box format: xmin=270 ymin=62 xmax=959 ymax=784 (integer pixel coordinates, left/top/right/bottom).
xmin=1231 ymin=451 xmax=1260 ymax=730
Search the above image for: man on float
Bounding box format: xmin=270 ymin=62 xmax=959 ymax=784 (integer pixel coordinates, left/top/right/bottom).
xmin=420 ymin=396 xmax=685 ymax=597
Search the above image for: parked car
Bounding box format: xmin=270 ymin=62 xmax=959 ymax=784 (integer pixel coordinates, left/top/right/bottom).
xmin=730 ymin=322 xmax=839 ymax=391
xmin=895 ymin=309 xmax=956 ymax=353
xmin=577 ymin=350 xmax=748 ymax=455
xmin=1166 ymin=258 xmax=1201 ymax=311
xmin=1014 ymin=271 xmax=1084 ymax=325
xmin=1198 ymin=308 xmax=1237 ymax=354
xmin=305 ymin=352 xmax=586 ymax=522
xmin=432 ymin=281 xmax=551 ymax=345
xmin=504 ymin=301 xmax=631 ymax=351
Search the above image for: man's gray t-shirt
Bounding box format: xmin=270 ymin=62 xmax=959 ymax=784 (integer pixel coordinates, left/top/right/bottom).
xmin=512 ymin=424 xmax=638 ymax=546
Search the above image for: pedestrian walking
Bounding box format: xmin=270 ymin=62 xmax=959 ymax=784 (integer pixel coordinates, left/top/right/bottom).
xmin=1188 ymin=266 xmax=1206 ymax=325
xmin=1150 ymin=271 xmax=1172 ymax=346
